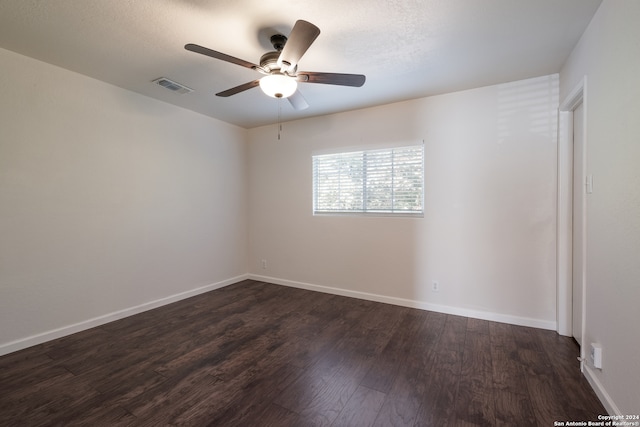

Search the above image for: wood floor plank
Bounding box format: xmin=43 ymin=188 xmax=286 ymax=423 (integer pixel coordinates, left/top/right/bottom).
xmin=513 ymin=324 xmax=589 ymax=425
xmin=488 ymin=322 xmax=538 ymax=425
xmin=279 ymin=294 xmax=370 ymax=370
xmin=205 ymin=286 xmax=331 ymax=382
xmin=373 ymin=311 xmax=445 ymax=427
xmin=164 ymin=357 xmax=289 ymax=426
xmin=332 ymin=385 xmax=386 ymax=427
xmin=525 ymin=370 xmax=569 ymax=425
xmin=0 ymin=368 xmax=77 ymax=422
xmin=0 ymin=358 xmax=71 ymax=392
xmin=0 ymin=348 xmax=53 ymax=377
xmin=0 ymin=369 xmax=101 ymax=426
xmin=535 ymin=330 xmax=605 ymax=421
xmin=203 ymin=362 xmax=305 ymax=426
xmin=121 ymin=369 xmax=221 ymax=424
xmin=289 ymin=371 xmax=361 ymax=426
xmin=493 ymin=389 xmax=537 ymax=426
xmin=489 ymin=322 xmax=528 ymax=395
xmin=360 ymin=308 xmax=426 ymax=393
xmin=0 ymin=280 xmax=607 ymax=426
xmin=274 ymin=297 xmax=395 ymax=426
xmin=454 ymin=322 xmax=496 ymax=426
xmin=535 ymin=328 xmax=582 ymax=379
xmin=413 ymin=314 xmax=467 ymax=426
xmin=252 ymin=403 xmax=301 ymax=427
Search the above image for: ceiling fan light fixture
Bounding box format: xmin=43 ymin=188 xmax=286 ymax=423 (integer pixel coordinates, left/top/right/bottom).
xmin=259 ymin=74 xmax=297 ymax=98
xmin=185 ymin=20 xmax=365 ymax=109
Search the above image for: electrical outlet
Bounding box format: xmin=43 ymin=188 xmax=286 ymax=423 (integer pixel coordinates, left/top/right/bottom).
xmin=432 ymin=281 xmax=440 ymax=292
xmin=261 ymin=259 xmax=267 ymax=269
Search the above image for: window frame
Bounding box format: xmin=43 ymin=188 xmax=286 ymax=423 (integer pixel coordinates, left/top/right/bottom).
xmin=312 ymin=144 xmax=425 ymax=217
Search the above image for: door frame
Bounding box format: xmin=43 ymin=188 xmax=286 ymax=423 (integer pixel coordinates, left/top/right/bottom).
xmin=557 ymin=77 xmax=587 ymax=358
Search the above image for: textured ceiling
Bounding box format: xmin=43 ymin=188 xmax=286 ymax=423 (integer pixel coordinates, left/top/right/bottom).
xmin=0 ymin=0 xmax=601 ymax=128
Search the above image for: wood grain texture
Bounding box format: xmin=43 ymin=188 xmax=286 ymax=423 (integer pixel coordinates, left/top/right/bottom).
xmin=0 ymin=280 xmax=606 ymax=426
xmin=454 ymin=320 xmax=496 ymax=426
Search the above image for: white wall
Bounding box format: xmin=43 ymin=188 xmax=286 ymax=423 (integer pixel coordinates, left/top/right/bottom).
xmin=0 ymin=48 xmax=248 ymax=354
xmin=560 ymin=0 xmax=640 ymax=415
xmin=248 ymin=74 xmax=559 ymax=329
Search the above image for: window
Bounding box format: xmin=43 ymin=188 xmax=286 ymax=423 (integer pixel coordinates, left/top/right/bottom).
xmin=313 ymin=144 xmax=424 ymax=215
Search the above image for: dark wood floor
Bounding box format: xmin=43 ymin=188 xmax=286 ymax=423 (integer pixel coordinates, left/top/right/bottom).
xmin=0 ymin=280 xmax=605 ymax=426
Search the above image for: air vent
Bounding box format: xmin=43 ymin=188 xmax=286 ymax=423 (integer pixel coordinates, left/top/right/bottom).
xmin=152 ymin=77 xmax=193 ymax=94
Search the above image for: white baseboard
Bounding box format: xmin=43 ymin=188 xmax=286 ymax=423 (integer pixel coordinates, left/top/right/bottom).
xmin=5 ymin=273 xmax=614 ymax=413
xmin=583 ymin=365 xmax=621 ymax=416
xmin=0 ymin=274 xmax=249 ymax=357
xmin=1 ymin=272 xmax=557 ymax=357
xmin=249 ymin=274 xmax=557 ymax=331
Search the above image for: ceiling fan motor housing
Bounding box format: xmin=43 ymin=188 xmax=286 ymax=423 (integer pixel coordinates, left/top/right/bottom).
xmin=270 ymin=34 xmax=287 ymax=51
xmin=259 ymin=34 xmax=297 ymax=98
xmin=261 ymin=33 xmax=296 ymax=74
xmin=259 ymin=51 xmax=282 ymax=73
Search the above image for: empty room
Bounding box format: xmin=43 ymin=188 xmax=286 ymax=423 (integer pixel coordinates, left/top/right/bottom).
xmin=1 ymin=0 xmax=638 ymax=425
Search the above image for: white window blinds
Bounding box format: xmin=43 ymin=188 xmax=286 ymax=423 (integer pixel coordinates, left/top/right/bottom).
xmin=313 ymin=145 xmax=424 ymax=215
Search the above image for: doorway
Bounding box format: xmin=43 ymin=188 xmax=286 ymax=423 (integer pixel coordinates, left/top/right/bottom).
xmin=572 ymin=101 xmax=585 ymax=345
xmin=557 ymin=78 xmax=587 ymax=352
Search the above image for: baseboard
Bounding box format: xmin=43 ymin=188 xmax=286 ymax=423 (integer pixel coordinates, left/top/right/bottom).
xmin=0 ymin=274 xmax=249 ymax=357
xmin=1 ymin=273 xmax=557 ymax=357
xmin=249 ymin=274 xmax=557 ymax=331
xmin=583 ymin=365 xmax=621 ymax=416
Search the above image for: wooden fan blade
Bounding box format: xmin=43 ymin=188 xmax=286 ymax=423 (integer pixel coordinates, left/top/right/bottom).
xmin=185 ymin=43 xmax=259 ymax=70
xmin=288 ymin=90 xmax=309 ymax=110
xmin=297 ymin=72 xmax=366 ymax=87
xmin=216 ymin=80 xmax=260 ymax=97
xmin=277 ymin=20 xmax=320 ymax=72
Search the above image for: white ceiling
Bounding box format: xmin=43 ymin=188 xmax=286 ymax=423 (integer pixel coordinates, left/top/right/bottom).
xmin=0 ymin=0 xmax=601 ymax=129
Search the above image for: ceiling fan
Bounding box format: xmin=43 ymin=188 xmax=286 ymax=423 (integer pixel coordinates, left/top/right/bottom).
xmin=185 ymin=20 xmax=366 ymax=110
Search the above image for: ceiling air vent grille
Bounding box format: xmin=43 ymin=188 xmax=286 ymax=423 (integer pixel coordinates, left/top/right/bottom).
xmin=152 ymin=77 xmax=193 ymax=94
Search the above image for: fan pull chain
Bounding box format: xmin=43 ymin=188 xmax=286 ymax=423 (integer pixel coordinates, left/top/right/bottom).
xmin=277 ymin=98 xmax=282 ymax=140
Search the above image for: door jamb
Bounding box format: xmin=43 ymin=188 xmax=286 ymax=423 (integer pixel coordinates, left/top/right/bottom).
xmin=557 ymin=77 xmax=587 ymax=349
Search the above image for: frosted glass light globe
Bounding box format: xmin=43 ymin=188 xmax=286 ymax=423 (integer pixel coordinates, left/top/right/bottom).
xmin=259 ymin=74 xmax=297 ymax=98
